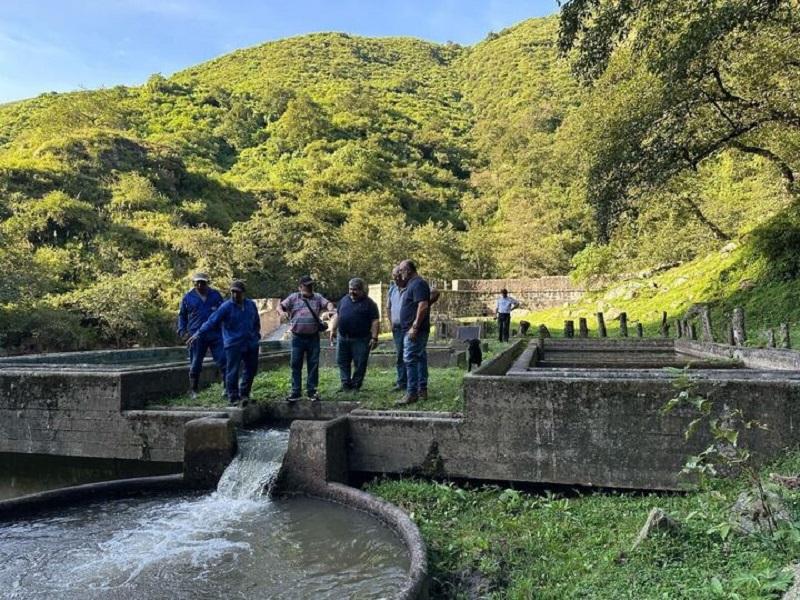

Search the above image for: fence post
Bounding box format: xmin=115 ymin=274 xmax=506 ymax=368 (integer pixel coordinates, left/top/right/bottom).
xmin=596 ymin=312 xmax=607 ymax=338
xmin=732 ymin=307 xmax=746 ymax=347
xmin=659 ymin=312 xmax=670 ymax=338
xmin=578 ymin=318 xmax=589 ymax=338
xmin=636 ymin=323 xmax=644 ymax=337
xmin=564 ymin=320 xmax=575 ymax=338
xmin=619 ymin=313 xmax=628 ymax=337
xmin=779 ymin=323 xmax=791 ymax=349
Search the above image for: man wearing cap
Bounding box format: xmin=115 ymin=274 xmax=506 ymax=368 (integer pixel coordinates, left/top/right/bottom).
xmin=277 ymin=276 xmax=335 ymax=402
xmin=177 ymin=273 xmax=226 ymax=400
xmin=187 ymin=280 xmax=261 ymax=406
xmin=329 ymin=278 xmax=380 ymax=391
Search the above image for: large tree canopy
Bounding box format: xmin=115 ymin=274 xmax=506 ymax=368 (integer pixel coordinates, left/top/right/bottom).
xmin=558 ymin=0 xmax=799 ymax=239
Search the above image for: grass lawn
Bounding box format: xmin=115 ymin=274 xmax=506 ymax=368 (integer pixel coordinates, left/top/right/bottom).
xmin=155 ymin=340 xmax=508 ymax=411
xmin=368 ymin=451 xmax=800 ymax=599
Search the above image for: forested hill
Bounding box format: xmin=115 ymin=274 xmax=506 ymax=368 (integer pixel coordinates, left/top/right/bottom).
xmin=1 ymin=8 xmax=797 ymax=352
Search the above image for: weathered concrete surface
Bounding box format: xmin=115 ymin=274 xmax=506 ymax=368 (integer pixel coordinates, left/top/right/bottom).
xmin=0 ymin=347 xmax=289 ymax=462
xmin=183 ymin=417 xmax=237 ymax=488
xmin=283 ymin=339 xmax=800 ymax=491
xmin=677 ymin=339 xmax=800 ymax=370
xmin=318 ymin=344 xmax=458 ymax=369
xmin=275 ymin=416 xmax=429 ymax=600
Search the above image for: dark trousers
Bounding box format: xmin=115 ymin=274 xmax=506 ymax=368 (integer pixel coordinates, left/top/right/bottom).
xmin=224 ymin=344 xmax=259 ymax=400
xmin=498 ymin=313 xmax=511 ymax=342
xmin=188 ymin=336 xmax=226 ymax=380
xmin=392 ymin=326 xmax=406 ymax=388
xmin=290 ymin=333 xmax=320 ymax=396
xmin=336 ymin=336 xmax=370 ymax=389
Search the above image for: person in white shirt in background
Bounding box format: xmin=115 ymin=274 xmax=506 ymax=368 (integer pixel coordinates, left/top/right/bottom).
xmin=495 ymin=288 xmax=519 ymax=343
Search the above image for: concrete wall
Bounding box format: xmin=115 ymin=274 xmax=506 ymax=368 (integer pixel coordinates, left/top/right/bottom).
xmin=370 ymin=277 xmax=584 ymax=329
xmin=283 ymin=339 xmax=800 ymax=491
xmin=0 ymin=349 xmax=289 ymax=462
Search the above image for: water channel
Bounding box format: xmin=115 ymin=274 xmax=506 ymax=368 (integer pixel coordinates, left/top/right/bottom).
xmin=0 ymin=429 xmax=410 ymax=599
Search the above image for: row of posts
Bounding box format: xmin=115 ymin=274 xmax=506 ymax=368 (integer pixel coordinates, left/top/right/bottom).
xmin=536 ymin=307 xmax=791 ymax=349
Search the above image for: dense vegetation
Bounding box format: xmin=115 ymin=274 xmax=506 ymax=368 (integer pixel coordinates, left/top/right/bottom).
xmin=370 ymin=449 xmax=800 ymax=599
xmin=1 ymin=5 xmax=798 ymax=352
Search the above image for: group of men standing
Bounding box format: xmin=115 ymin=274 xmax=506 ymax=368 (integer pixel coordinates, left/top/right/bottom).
xmin=175 ymin=259 xmax=436 ymax=407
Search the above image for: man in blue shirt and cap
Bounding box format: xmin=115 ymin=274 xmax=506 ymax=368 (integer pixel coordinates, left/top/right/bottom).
xmin=187 ymin=280 xmax=261 ymax=406
xmin=177 ymin=272 xmax=226 ymax=400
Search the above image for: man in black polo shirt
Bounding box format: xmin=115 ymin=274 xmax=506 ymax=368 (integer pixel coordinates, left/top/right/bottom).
xmin=396 ymin=259 xmax=431 ymax=405
xmin=329 ymin=278 xmax=380 ymax=391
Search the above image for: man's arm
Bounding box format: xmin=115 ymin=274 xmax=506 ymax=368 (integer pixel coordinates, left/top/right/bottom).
xmin=369 ymin=318 xmax=380 ymax=350
xmin=408 ymin=300 xmax=429 ymax=340
xmin=430 ymin=289 xmax=440 ymax=305
xmin=252 ymin=302 xmax=261 ymax=342
xmin=177 ymin=297 xmax=189 ymax=337
xmin=277 ymin=294 xmax=291 ymax=320
xmin=187 ymin=302 xmax=226 ymax=345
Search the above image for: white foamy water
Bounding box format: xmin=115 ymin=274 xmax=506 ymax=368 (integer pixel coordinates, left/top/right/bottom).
xmin=0 ymin=429 xmax=409 ymax=599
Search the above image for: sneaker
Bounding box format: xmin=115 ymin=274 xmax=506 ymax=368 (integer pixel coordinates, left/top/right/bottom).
xmin=308 ymin=391 xmax=321 ymax=403
xmin=418 ymin=389 xmax=428 ymax=401
xmin=395 ymin=393 xmax=418 ymax=406
xmin=286 ymin=393 xmax=301 ymax=404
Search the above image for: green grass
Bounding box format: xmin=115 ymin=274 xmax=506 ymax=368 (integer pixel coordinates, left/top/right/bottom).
xmin=155 ymin=340 xmax=508 ymax=411
xmin=519 ymin=246 xmax=800 ymax=347
xmin=368 ymin=450 xmax=800 ymax=599
xmin=155 ymin=364 xmax=466 ymax=412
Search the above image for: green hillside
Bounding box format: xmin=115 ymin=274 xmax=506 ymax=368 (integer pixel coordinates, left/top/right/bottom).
xmin=0 ymin=8 xmax=798 ymax=352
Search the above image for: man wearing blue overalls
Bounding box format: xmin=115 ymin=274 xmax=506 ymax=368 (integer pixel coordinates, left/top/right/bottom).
xmin=177 ymin=273 xmax=226 ymax=400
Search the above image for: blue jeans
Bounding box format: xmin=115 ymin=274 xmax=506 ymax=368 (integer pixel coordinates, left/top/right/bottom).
xmin=336 ymin=336 xmax=370 ymax=389
xmin=392 ymin=326 xmax=406 ymax=388
xmin=403 ymin=329 xmax=429 ymax=395
xmin=290 ymin=334 xmax=320 ymax=396
xmin=224 ymin=344 xmax=259 ymax=400
xmin=188 ymin=336 xmax=226 ymax=379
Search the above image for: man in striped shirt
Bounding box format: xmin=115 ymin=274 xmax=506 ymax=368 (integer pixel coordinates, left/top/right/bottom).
xmin=278 ymin=275 xmax=335 ymax=402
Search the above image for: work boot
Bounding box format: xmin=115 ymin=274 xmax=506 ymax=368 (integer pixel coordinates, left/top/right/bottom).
xmin=309 ymin=391 xmax=321 ymax=403
xmin=188 ymin=375 xmax=199 ymax=400
xmin=395 ymin=393 xmax=418 ymax=406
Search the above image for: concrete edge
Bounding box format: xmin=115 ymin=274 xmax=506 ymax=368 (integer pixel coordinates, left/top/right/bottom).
xmin=0 ymin=474 xmax=186 ymax=521
xmin=469 ymin=339 xmax=527 ymax=377
xmin=283 ymin=481 xmax=429 ymax=600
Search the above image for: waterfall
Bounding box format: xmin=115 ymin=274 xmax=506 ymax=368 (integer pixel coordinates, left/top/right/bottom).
xmin=216 ymin=428 xmax=290 ymax=499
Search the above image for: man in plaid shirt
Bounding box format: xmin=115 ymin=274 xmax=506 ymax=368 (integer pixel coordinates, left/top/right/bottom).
xmin=278 ymin=275 xmax=336 ymax=402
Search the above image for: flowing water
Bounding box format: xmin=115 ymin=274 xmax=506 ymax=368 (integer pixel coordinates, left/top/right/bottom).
xmin=0 ymin=429 xmax=410 ymax=599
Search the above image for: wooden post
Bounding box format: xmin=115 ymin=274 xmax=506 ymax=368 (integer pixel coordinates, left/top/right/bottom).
xmin=699 ymin=306 xmax=713 ymax=342
xmin=726 ymin=324 xmax=735 ymax=346
xmin=538 ymin=324 xmax=551 ymax=339
xmin=564 ymin=320 xmax=575 ymax=338
xmin=659 ymin=312 xmax=670 ymax=338
xmin=596 ymin=312 xmax=607 ymax=338
xmin=779 ymin=323 xmax=791 ymax=349
xmin=767 ymin=328 xmax=776 ymax=348
xmin=732 ymin=307 xmax=746 ymax=347
xmin=619 ymin=312 xmax=628 ymax=337
xmin=578 ymin=317 xmax=589 ymax=338
xmin=688 ymin=322 xmax=697 ymax=340
xmin=636 ymin=323 xmax=644 ymax=337
xmin=676 ymin=320 xmax=684 ymax=338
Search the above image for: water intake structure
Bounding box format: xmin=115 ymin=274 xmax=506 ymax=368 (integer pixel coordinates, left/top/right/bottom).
xmin=0 ymin=429 xmax=410 ymax=599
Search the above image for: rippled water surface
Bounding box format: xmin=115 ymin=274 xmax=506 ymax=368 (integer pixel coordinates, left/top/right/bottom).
xmin=0 ymin=430 xmax=410 ymax=599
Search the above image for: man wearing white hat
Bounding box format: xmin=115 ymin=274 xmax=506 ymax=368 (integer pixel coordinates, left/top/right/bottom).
xmin=177 ymin=272 xmax=226 ymax=400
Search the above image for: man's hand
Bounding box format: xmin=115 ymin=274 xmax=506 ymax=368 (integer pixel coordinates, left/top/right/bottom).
xmin=329 ymin=330 xmax=337 ymax=347
xmin=278 ymin=311 xmax=288 ymax=323
xmin=408 ymin=325 xmax=418 ymax=341
xmin=185 ymin=333 xmax=199 ymax=347
xmin=369 ymin=337 xmax=379 ymax=351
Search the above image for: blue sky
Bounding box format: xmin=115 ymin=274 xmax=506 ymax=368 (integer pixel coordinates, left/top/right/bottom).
xmin=0 ymin=1 xmax=559 ymax=103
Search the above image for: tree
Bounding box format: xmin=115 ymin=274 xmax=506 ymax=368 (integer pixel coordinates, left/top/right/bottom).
xmin=558 ymin=0 xmax=800 ymax=239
